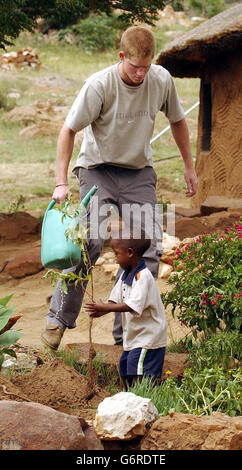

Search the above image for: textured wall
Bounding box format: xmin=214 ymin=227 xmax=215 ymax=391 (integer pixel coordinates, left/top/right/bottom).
xmin=192 ymin=51 xmax=242 ymax=207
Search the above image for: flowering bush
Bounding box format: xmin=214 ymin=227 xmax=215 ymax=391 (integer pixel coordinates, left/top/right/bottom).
xmin=162 ymin=216 xmax=242 ymax=336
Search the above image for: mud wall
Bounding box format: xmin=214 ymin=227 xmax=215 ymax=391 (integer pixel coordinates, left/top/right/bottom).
xmin=192 ymin=51 xmax=242 ymax=207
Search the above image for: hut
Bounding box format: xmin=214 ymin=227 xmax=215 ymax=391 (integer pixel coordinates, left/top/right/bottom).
xmin=156 ymin=4 xmax=242 ymax=208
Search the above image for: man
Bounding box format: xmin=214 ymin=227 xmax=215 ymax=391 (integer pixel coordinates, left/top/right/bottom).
xmin=41 ymin=26 xmax=198 ymax=350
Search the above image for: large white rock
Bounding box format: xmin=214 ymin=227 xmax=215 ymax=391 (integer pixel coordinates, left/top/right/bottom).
xmin=94 ymin=392 xmax=159 ymax=440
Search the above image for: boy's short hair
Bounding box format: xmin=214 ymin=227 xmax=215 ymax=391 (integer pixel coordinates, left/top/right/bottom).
xmin=111 ymin=229 xmax=151 ymax=257
xmin=120 ymin=26 xmax=155 ymax=59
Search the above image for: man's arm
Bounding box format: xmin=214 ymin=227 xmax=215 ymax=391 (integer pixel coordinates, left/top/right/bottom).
xmin=52 ymin=124 xmax=76 ymax=203
xmin=170 ymin=118 xmax=198 ymax=197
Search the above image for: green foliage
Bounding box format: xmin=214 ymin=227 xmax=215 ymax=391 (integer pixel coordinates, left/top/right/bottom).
xmin=130 ymin=365 xmax=241 ymax=417
xmin=187 ymin=0 xmax=226 ymax=18
xmin=58 ymin=13 xmax=128 ymax=52
xmin=0 ymin=0 xmax=35 ymax=49
xmin=0 ymin=295 xmax=23 ymax=369
xmin=0 ymin=0 xmax=165 ymax=49
xmin=131 ymin=325 xmax=242 ymax=417
xmin=8 ymin=195 xmax=26 ymax=213
xmin=187 ymin=330 xmax=242 ymax=371
xmin=129 ymin=376 xmax=185 ymax=415
xmin=162 ymin=217 xmax=242 ymax=336
xmin=44 ymin=197 xmax=91 ymax=293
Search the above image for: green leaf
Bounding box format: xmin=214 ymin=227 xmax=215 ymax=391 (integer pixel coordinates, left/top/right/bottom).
xmin=0 ymin=306 xmax=15 ymax=332
xmin=0 ymin=329 xmax=23 ymax=347
xmin=2 ymin=348 xmax=17 ymax=359
xmin=0 ymin=294 xmax=13 ymax=306
xmin=0 ymin=354 xmax=4 ymax=369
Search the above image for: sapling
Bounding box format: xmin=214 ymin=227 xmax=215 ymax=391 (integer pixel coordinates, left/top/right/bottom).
xmin=44 ymin=197 xmax=97 ymax=390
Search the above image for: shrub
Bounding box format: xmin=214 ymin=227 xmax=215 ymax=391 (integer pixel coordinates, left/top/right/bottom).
xmin=58 ymin=13 xmax=128 ymax=52
xmin=161 ymin=217 xmax=242 ymax=337
xmin=0 ymin=295 xmax=23 ymax=369
xmin=187 ymin=0 xmax=225 ymax=18
xmin=187 ymin=330 xmax=242 ymax=371
xmin=129 ymin=366 xmax=241 ymax=417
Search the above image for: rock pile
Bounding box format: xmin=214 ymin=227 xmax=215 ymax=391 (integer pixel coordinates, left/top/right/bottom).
xmin=7 ymin=98 xmax=69 ymax=139
xmin=0 ymin=47 xmax=41 ymax=70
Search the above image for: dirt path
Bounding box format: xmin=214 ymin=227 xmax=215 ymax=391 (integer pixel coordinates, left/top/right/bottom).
xmin=0 ymin=237 xmax=188 ymax=351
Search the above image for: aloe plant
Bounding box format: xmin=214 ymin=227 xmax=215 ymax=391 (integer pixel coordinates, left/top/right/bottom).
xmin=0 ymin=294 xmax=23 ymax=369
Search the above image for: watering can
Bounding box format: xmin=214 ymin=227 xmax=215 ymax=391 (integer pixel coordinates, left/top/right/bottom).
xmin=41 ymin=185 xmax=98 ymax=269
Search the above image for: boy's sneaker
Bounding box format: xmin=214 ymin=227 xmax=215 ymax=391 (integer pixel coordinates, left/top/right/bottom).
xmin=41 ymin=323 xmax=65 ymax=350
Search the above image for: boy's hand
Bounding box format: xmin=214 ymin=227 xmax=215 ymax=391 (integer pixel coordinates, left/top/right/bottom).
xmin=85 ymin=301 xmax=111 ymax=318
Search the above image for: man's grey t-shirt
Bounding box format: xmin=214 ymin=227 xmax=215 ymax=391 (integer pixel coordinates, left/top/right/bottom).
xmin=65 ymin=63 xmax=185 ymax=171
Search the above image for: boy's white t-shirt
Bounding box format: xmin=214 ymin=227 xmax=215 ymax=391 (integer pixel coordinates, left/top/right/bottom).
xmin=65 ymin=63 xmax=185 ymax=171
xmin=108 ymin=267 xmax=167 ymax=351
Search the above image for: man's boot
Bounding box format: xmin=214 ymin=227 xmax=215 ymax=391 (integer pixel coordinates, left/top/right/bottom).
xmin=41 ymin=323 xmax=65 ymax=350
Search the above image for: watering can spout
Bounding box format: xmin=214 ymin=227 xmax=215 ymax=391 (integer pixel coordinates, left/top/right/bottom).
xmin=41 ymin=185 xmax=98 ymax=269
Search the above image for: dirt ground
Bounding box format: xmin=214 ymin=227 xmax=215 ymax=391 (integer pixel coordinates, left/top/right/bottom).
xmin=0 ymin=191 xmax=192 ymax=426
xmin=0 ymin=190 xmax=191 ymax=351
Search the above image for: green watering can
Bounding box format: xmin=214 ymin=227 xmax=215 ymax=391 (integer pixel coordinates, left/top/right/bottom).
xmin=41 ymin=185 xmax=98 ymax=269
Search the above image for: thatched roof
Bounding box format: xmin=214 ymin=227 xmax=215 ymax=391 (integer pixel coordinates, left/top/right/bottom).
xmin=156 ymin=4 xmax=242 ymax=77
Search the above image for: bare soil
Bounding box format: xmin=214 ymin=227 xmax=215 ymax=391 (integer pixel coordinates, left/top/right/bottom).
xmin=0 ymin=191 xmax=192 ymax=422
xmin=0 ymin=189 xmax=191 ymax=351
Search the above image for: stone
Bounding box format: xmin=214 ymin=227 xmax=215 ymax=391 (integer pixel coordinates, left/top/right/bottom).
xmin=141 ymin=412 xmax=242 ymax=450
xmin=201 ymin=196 xmax=242 ymax=216
xmin=162 ymin=232 xmax=180 ymax=250
xmin=94 ymin=392 xmax=159 ymax=440
xmin=19 ymin=122 xmax=61 ymax=139
xmin=175 ymin=206 xmax=201 ymax=218
xmin=159 ymin=261 xmax=173 ymax=278
xmin=103 ymin=263 xmax=119 ymax=279
xmin=0 ymin=400 xmax=103 ymax=450
xmin=0 ymin=212 xmax=40 ymax=241
xmin=95 ymin=256 xmax=105 ymax=266
xmin=5 ymin=242 xmax=43 ymax=278
xmin=161 ymin=249 xmax=176 ymax=264
xmin=1 ymin=352 xmax=37 ymax=375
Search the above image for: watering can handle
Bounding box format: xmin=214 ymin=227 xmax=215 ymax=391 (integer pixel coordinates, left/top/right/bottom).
xmin=46 ymin=185 xmax=98 ymax=212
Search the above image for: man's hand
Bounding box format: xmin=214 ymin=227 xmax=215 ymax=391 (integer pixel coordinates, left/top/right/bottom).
xmin=184 ymin=166 xmax=198 ymax=197
xmin=170 ymin=119 xmax=198 ymax=197
xmin=52 ymin=184 xmax=69 ymax=203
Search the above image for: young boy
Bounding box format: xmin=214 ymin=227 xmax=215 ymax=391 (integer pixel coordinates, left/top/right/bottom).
xmin=85 ymin=232 xmax=167 ymax=389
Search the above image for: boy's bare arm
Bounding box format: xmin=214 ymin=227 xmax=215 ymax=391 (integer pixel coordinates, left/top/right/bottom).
xmin=85 ymin=301 xmax=133 ymax=318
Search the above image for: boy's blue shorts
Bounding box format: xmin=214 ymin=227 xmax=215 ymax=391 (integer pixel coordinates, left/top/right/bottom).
xmin=119 ymin=347 xmax=166 ymax=379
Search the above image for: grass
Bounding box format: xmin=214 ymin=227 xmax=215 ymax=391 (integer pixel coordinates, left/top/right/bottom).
xmin=43 ymin=346 xmax=121 ymax=394
xmin=0 ymin=23 xmax=200 ymax=213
